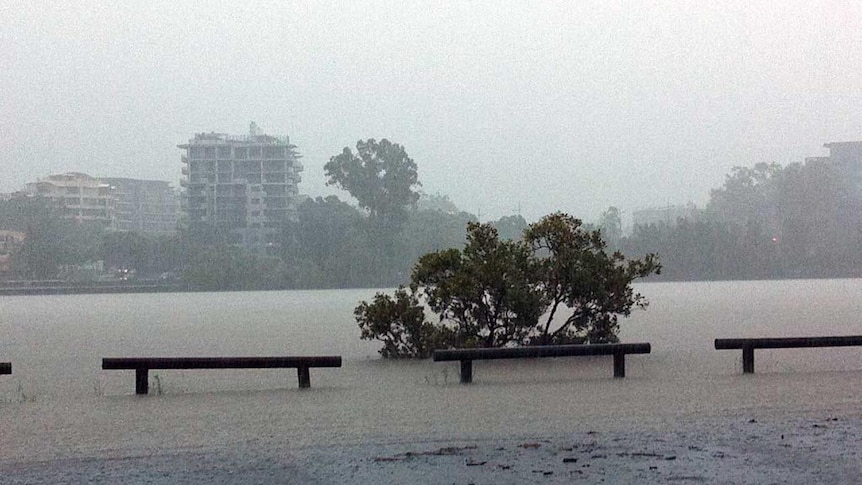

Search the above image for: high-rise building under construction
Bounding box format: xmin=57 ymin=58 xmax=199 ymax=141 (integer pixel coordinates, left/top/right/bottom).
xmin=179 ymin=122 xmax=303 ymax=250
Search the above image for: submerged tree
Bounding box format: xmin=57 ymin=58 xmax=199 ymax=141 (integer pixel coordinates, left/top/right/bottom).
xmin=411 ymin=222 xmax=545 ymax=348
xmin=355 ymin=287 xmax=445 ymax=358
xmin=356 ymin=212 xmax=660 ymax=357
xmin=525 ymin=213 xmax=660 ymax=344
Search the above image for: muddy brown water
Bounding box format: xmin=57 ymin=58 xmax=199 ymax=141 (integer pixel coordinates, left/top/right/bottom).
xmin=2 ymin=280 xmax=862 ymax=464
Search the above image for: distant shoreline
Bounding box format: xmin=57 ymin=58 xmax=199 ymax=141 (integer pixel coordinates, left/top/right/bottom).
xmin=2 ymin=275 xmax=860 ymax=296
xmin=0 ymin=280 xmax=188 ymax=296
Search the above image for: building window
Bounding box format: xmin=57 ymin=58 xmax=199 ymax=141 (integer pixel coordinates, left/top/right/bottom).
xmin=263 ymin=146 xmax=284 ymax=159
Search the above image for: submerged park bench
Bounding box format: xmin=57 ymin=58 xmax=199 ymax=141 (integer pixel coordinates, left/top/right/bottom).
xmin=715 ymin=336 xmax=862 ymax=374
xmin=432 ymin=343 xmax=651 ymax=384
xmin=0 ymin=362 xmax=10 ymax=375
xmin=102 ymin=356 xmax=342 ymax=394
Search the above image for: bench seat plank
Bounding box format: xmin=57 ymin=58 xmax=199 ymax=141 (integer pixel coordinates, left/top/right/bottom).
xmin=715 ymin=336 xmax=862 ymax=374
xmin=103 ymin=356 xmax=341 ymax=370
xmin=715 ymin=336 xmax=862 ymax=350
xmin=433 ymin=343 xmax=649 ymax=362
xmin=102 ymin=356 xmax=341 ymax=394
xmin=433 ymin=343 xmax=651 ymax=383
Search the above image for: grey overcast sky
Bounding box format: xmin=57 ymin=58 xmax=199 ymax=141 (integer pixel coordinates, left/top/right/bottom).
xmin=2 ymin=1 xmax=861 ymax=223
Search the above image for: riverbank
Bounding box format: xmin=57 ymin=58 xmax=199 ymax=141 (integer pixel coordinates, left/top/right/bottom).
xmin=0 ymin=279 xmax=186 ymax=296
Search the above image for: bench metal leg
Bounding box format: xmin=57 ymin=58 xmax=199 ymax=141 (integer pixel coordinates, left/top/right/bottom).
xmin=460 ymin=360 xmax=473 ymax=384
xmin=297 ymin=366 xmax=310 ymax=388
xmin=742 ymin=347 xmax=754 ymax=374
xmin=135 ymin=368 xmax=149 ymax=394
xmin=613 ymin=353 xmax=625 ymax=378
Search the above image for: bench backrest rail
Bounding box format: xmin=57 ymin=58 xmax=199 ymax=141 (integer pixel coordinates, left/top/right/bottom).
xmin=102 ymin=356 xmax=342 ymax=394
xmin=432 ymin=343 xmax=651 ymax=362
xmin=103 ymin=356 xmax=341 ymax=370
xmin=433 ymin=343 xmax=651 ymax=383
xmin=715 ymin=335 xmax=862 ymax=374
xmin=715 ymin=336 xmax=862 ymax=350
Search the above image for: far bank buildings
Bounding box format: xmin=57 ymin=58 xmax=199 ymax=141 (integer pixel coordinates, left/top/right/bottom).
xmin=178 ymin=123 xmax=304 ymax=251
xmin=25 ymin=173 xmax=178 ymax=233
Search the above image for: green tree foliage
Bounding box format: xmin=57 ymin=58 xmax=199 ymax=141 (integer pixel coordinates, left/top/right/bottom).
xmin=355 ymin=287 xmax=446 ymax=358
xmin=416 ymin=192 xmax=460 ymax=214
xmin=1 ymin=196 xmax=104 ymax=279
xmin=182 ymin=245 xmax=286 ymax=291
xmin=356 ymin=213 xmax=660 ymax=357
xmin=399 ymin=207 xmax=477 ymax=269
xmin=491 ymin=214 xmax=528 ymax=241
xmin=525 ymin=213 xmax=660 ymax=344
xmin=597 ymin=206 xmax=623 ymax=247
xmin=324 ymin=139 xmax=421 ymax=231
xmin=411 ymin=222 xmax=545 ymax=348
xmin=278 ymin=195 xmax=384 ymax=288
xmin=624 ymin=155 xmax=862 ymax=280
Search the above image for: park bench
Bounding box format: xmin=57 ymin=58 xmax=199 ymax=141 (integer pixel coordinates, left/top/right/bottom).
xmin=715 ymin=336 xmax=862 ymax=374
xmin=102 ymin=356 xmax=342 ymax=394
xmin=0 ymin=362 xmax=10 ymax=375
xmin=432 ymin=343 xmax=651 ymax=384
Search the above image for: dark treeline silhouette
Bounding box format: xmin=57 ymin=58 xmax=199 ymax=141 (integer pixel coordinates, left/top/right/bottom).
xmin=621 ymin=158 xmax=862 ymax=280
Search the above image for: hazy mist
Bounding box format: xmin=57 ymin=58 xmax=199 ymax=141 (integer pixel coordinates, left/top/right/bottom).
xmin=3 ymin=1 xmax=861 ymax=222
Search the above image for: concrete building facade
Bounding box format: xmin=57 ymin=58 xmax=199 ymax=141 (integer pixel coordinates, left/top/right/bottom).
xmin=178 ymin=123 xmax=303 ymax=250
xmin=818 ymin=141 xmax=862 ymax=197
xmin=25 ymin=173 xmax=116 ymax=226
xmin=0 ymin=230 xmax=26 ymax=278
xmin=24 ymin=173 xmax=179 ymax=233
xmin=102 ymin=178 xmax=179 ymax=233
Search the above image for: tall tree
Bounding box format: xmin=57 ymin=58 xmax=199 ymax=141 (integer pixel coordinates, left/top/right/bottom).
xmin=324 ymin=139 xmax=421 ymax=231
xmin=598 ymin=206 xmax=623 ymax=247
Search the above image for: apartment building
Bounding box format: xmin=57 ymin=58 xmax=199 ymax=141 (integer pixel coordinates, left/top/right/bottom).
xmin=24 ymin=173 xmax=179 ymax=233
xmin=102 ymin=178 xmax=179 ymax=233
xmin=178 ymin=123 xmax=303 ymax=250
xmin=25 ymin=173 xmax=115 ymax=226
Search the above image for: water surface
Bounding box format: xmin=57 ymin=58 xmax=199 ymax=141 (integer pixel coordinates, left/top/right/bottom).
xmin=2 ymin=280 xmax=862 ymax=463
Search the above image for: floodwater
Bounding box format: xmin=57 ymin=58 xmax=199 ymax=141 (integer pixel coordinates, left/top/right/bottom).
xmin=2 ymin=280 xmax=862 ymax=465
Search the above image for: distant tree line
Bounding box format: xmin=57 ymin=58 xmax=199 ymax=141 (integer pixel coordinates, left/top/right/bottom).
xmin=620 ymin=159 xmax=862 ymax=280
xmin=3 ymin=142 xmax=859 ymax=287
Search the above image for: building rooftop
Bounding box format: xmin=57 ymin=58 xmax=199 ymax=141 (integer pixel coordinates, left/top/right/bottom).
xmin=824 ymin=141 xmax=862 ymax=148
